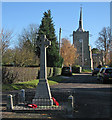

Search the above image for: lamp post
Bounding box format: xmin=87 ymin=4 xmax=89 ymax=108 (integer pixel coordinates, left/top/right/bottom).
xmin=59 ymin=28 xmax=61 ymax=56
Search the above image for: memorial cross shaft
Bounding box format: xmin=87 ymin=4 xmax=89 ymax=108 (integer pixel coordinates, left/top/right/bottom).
xmin=33 ymin=34 xmax=53 ymax=106
xmin=40 ymin=35 xmax=50 ymax=80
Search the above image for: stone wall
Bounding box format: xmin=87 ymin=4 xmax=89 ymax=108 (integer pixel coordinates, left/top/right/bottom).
xmin=73 ymin=30 xmax=93 ymax=70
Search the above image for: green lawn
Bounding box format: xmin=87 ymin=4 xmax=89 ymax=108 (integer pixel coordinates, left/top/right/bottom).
xmin=48 ymin=75 xmax=66 ymax=83
xmin=2 ymin=75 xmax=73 ymax=91
xmin=2 ymin=79 xmax=58 ymax=91
xmin=82 ymin=69 xmax=92 ymax=73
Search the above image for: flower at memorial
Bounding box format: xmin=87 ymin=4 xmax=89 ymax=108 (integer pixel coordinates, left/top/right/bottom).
xmin=25 ymin=104 xmax=37 ymax=108
xmin=52 ymin=97 xmax=59 ymax=106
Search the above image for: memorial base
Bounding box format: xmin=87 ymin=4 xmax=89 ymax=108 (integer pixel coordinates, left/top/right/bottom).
xmin=32 ymin=98 xmax=53 ymax=106
xmin=33 ymin=79 xmax=53 ymax=106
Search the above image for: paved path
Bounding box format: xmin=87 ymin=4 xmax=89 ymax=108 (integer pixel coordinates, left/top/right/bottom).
xmin=51 ymin=73 xmax=112 ymax=88
xmin=51 ymin=73 xmax=112 ymax=119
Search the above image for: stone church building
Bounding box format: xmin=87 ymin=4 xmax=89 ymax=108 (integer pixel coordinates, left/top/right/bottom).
xmin=73 ymin=7 xmax=93 ymax=70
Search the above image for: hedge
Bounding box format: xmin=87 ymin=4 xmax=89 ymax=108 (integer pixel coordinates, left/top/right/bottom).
xmin=72 ymin=66 xmax=82 ymax=73
xmin=47 ymin=67 xmax=54 ymax=77
xmin=2 ymin=67 xmax=40 ymax=84
xmin=53 ymin=67 xmax=62 ymax=76
xmin=2 ymin=66 xmax=62 ymax=84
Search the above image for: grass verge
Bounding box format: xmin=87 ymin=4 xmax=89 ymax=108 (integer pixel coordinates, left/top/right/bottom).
xmin=82 ymin=69 xmax=92 ymax=73
xmin=48 ymin=75 xmax=66 ymax=83
xmin=2 ymin=79 xmax=58 ymax=91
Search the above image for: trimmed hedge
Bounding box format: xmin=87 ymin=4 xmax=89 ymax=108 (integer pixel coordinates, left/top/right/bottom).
xmin=2 ymin=67 xmax=62 ymax=84
xmin=2 ymin=67 xmax=40 ymax=84
xmin=47 ymin=67 xmax=53 ymax=77
xmin=72 ymin=66 xmax=82 ymax=73
xmin=53 ymin=67 xmax=62 ymax=76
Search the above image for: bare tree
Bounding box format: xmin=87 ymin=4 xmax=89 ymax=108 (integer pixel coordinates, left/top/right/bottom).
xmin=96 ymin=27 xmax=112 ymax=64
xmin=18 ymin=24 xmax=39 ymax=52
xmin=17 ymin=24 xmax=40 ymax=66
xmin=0 ymin=28 xmax=13 ymax=55
xmin=12 ymin=47 xmax=36 ymax=67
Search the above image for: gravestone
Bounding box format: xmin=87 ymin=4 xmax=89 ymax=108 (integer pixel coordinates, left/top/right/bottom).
xmin=20 ymin=89 xmax=25 ymax=103
xmin=32 ymin=34 xmax=53 ymax=106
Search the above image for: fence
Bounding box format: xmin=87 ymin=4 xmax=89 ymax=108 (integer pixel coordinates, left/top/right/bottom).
xmin=8 ymin=89 xmax=75 ymax=113
xmin=7 ymin=89 xmax=74 ymax=116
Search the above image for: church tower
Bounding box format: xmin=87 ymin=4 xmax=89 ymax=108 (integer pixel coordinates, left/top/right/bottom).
xmin=73 ymin=7 xmax=93 ymax=70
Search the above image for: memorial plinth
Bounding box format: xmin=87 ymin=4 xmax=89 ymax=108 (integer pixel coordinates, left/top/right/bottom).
xmin=32 ymin=34 xmax=53 ymax=106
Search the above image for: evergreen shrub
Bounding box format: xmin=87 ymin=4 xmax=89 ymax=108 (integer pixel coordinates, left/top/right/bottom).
xmin=72 ymin=65 xmax=82 ymax=73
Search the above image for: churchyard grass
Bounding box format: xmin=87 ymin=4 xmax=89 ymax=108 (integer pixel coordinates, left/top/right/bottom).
xmin=2 ymin=79 xmax=58 ymax=91
xmin=82 ymin=69 xmax=92 ymax=73
xmin=48 ymin=75 xmax=66 ymax=83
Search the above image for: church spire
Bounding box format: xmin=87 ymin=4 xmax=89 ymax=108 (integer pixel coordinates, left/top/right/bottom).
xmin=79 ymin=6 xmax=82 ymax=29
xmin=77 ymin=6 xmax=84 ymax=32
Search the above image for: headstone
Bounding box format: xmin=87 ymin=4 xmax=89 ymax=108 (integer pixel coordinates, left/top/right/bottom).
xmin=20 ymin=89 xmax=25 ymax=103
xmin=7 ymin=94 xmax=13 ymax=110
xmin=32 ymin=34 xmax=53 ymax=106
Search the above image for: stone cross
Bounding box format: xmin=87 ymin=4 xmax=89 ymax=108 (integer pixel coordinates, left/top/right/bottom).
xmin=33 ymin=34 xmax=53 ymax=106
xmin=39 ymin=35 xmax=51 ymax=80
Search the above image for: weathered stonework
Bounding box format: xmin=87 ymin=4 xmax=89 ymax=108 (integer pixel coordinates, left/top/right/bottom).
xmin=73 ymin=7 xmax=93 ymax=70
xmin=32 ymin=34 xmax=53 ymax=106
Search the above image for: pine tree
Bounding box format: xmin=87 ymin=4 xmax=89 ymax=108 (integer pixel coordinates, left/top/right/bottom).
xmin=36 ymin=10 xmax=63 ymax=67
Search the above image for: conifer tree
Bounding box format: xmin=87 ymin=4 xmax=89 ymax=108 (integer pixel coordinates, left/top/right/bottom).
xmin=36 ymin=10 xmax=63 ymax=67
